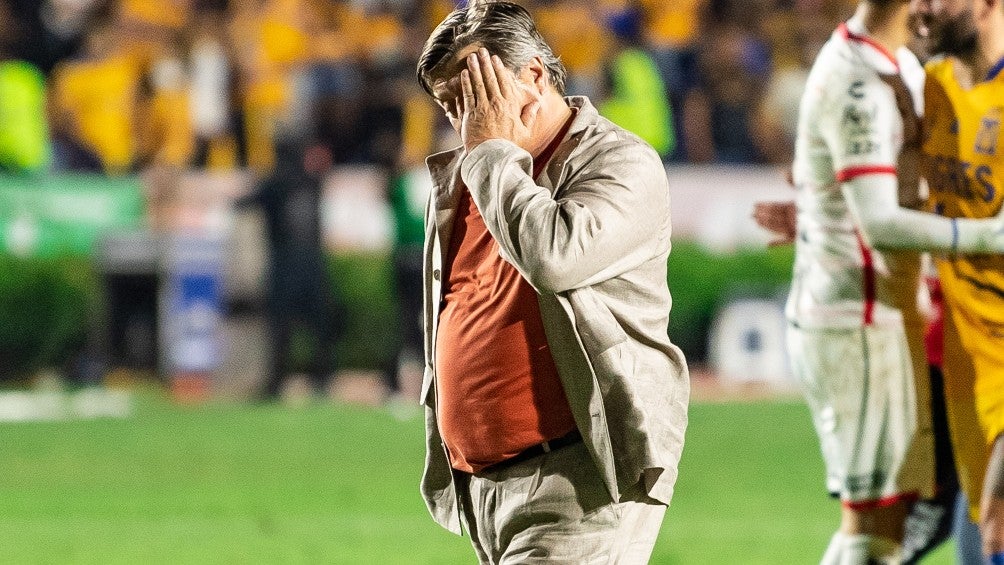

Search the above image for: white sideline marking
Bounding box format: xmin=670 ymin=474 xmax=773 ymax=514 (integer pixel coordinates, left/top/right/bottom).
xmin=0 ymin=389 xmax=133 ymax=422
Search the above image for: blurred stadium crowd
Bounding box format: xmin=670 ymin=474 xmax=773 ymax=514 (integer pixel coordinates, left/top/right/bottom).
xmin=0 ymin=0 xmax=859 ymax=179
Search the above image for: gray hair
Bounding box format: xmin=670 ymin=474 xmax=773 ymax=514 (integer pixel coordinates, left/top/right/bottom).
xmin=416 ymin=1 xmax=567 ymax=97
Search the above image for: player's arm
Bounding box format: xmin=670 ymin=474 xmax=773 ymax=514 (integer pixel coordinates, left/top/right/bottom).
xmin=822 ymin=75 xmax=1004 ymax=253
xmin=843 ymin=175 xmax=1004 ymax=253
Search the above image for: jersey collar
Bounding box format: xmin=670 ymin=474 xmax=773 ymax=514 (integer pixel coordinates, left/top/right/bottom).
xmin=987 ymin=55 xmax=1004 ymax=82
xmin=838 ymin=16 xmax=900 ymax=75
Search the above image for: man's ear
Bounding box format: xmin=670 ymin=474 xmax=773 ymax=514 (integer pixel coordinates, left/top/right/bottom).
xmin=524 ymin=56 xmax=549 ymax=93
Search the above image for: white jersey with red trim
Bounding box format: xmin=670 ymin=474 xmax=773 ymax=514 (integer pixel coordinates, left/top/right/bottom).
xmin=787 ymin=16 xmax=926 ymax=328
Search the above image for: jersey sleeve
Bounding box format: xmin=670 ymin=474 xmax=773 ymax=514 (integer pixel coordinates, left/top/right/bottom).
xmin=817 ymin=73 xmax=904 ymax=183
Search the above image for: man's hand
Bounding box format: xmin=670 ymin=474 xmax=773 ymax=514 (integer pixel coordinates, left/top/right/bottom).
xmin=752 ymin=200 xmax=798 ymax=246
xmin=459 ymin=48 xmax=541 ymax=153
xmin=985 ymin=201 xmax=1004 ymax=252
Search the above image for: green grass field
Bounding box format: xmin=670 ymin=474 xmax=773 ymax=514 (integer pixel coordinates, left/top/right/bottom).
xmin=0 ymin=394 xmax=955 ymax=564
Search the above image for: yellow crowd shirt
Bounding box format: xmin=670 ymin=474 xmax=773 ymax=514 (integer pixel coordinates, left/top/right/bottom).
xmin=536 ymin=2 xmax=610 ymax=77
xmin=118 ymin=0 xmax=188 ymax=29
xmin=923 ymin=57 xmax=1004 ymax=335
xmin=640 ymin=0 xmax=707 ymax=49
xmin=52 ymin=55 xmax=141 ymax=174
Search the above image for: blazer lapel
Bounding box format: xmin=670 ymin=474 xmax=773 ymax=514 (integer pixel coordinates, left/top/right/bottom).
xmin=427 ymin=148 xmax=464 ymax=264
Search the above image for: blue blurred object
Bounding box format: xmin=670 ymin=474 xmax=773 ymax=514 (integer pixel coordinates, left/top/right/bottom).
xmin=740 ymin=36 xmax=773 ymax=78
xmin=604 ymin=7 xmax=642 ymax=43
xmin=955 ymin=492 xmax=985 ymax=565
xmin=163 ymin=235 xmax=224 ymax=376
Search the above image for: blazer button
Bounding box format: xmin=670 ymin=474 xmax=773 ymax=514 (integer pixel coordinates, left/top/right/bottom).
xmin=433 ymin=269 xmax=441 ymax=281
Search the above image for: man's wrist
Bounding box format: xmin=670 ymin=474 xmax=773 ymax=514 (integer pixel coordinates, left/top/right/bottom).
xmin=463 ymin=135 xmax=492 ymax=152
xmin=954 ymin=217 xmax=1004 ymax=253
xmin=460 ymin=139 xmax=531 ymax=187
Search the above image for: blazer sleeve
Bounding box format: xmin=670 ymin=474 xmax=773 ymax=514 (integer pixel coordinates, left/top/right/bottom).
xmin=460 ymin=137 xmax=671 ymax=293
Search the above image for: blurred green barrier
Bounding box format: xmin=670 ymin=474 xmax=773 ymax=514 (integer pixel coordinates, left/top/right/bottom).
xmin=0 ymin=174 xmax=145 ymax=258
xmin=321 ymin=241 xmax=795 ymax=369
xmin=0 ymin=233 xmax=794 ymax=383
xmin=0 ymin=255 xmax=97 ymax=381
xmin=327 ymin=252 xmax=398 ymax=372
xmin=668 ymin=241 xmax=794 ymax=362
xmin=0 ymin=174 xmax=143 ymax=382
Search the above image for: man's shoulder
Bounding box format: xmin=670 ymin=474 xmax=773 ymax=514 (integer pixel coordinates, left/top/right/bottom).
xmin=595 ymin=117 xmax=661 ymax=157
xmin=809 ymin=41 xmax=883 ymax=91
xmin=805 ymin=48 xmax=899 ymax=121
xmin=924 ymin=55 xmax=952 ymax=75
xmin=566 ymin=97 xmax=663 ymax=167
xmin=923 ymin=56 xmax=958 ymax=89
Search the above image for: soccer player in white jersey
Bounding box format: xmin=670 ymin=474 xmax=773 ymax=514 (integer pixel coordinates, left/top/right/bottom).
xmin=787 ymin=0 xmax=1004 ymax=562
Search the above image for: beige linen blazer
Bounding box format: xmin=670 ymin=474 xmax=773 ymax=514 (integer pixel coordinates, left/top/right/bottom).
xmin=420 ymin=96 xmax=689 ymax=534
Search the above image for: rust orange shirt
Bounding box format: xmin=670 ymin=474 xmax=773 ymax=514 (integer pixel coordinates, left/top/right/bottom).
xmin=436 ymin=118 xmax=576 ymax=474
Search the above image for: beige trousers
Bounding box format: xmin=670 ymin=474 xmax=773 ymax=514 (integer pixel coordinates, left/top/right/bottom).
xmin=457 ymin=441 xmax=667 ymax=565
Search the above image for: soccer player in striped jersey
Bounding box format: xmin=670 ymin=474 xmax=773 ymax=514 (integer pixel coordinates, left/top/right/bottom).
xmin=910 ymin=0 xmax=1004 ymax=560
xmin=787 ymin=0 xmax=1004 ymax=561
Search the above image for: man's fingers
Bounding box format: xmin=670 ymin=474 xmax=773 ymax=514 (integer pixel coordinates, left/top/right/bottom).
xmin=491 ymin=54 xmax=515 ymax=99
xmin=752 ymin=202 xmax=798 ymax=240
xmin=467 ymin=52 xmax=490 ymax=108
xmin=460 ymin=69 xmax=475 ymax=115
xmin=477 ymin=48 xmax=503 ymax=100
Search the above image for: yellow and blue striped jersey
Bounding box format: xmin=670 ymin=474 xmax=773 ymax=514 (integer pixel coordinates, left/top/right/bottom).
xmin=923 ymin=56 xmax=1004 ymax=335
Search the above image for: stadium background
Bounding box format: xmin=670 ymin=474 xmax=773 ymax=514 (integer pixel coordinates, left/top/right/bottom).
xmin=0 ymin=0 xmax=955 ymax=562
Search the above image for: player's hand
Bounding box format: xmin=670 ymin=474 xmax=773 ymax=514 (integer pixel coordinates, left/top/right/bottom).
xmin=459 ymin=48 xmax=541 ymax=153
xmin=753 ymin=200 xmax=797 ymax=246
xmin=966 ymin=204 xmax=1004 ymax=254
xmin=991 ymin=202 xmax=1004 ymax=246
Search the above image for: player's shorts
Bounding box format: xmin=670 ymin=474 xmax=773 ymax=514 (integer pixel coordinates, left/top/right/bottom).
xmin=941 ymin=303 xmax=1004 ymax=520
xmin=787 ymin=321 xmax=934 ymax=506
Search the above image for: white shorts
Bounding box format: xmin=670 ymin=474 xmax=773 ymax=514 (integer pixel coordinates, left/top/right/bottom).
xmin=787 ymin=322 xmax=934 ymax=506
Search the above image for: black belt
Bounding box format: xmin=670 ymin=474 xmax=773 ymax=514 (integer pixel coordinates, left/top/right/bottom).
xmin=478 ymin=429 xmax=583 ymax=475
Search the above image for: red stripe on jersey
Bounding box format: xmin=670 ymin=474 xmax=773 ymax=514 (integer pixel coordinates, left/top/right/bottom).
xmin=855 ymin=231 xmax=876 ymax=326
xmin=836 ymin=165 xmax=897 ymax=182
xmin=837 ymin=23 xmax=900 ymax=72
xmin=842 ymin=491 xmax=919 ymax=511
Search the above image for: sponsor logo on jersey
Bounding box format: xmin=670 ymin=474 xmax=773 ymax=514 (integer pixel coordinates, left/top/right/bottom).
xmin=841 ymin=103 xmax=876 ymax=136
xmin=975 ymin=107 xmax=1001 ymax=156
xmin=848 ymin=80 xmax=865 ymax=100
xmin=926 ymin=155 xmax=996 ymax=203
xmin=846 ymin=139 xmax=880 ymax=156
xmin=842 ymin=103 xmax=880 ymax=156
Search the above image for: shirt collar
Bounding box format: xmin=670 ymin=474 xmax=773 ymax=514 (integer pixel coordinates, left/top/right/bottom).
xmin=986 ymin=54 xmax=1004 ymax=82
xmin=839 ymin=15 xmax=900 ymax=75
